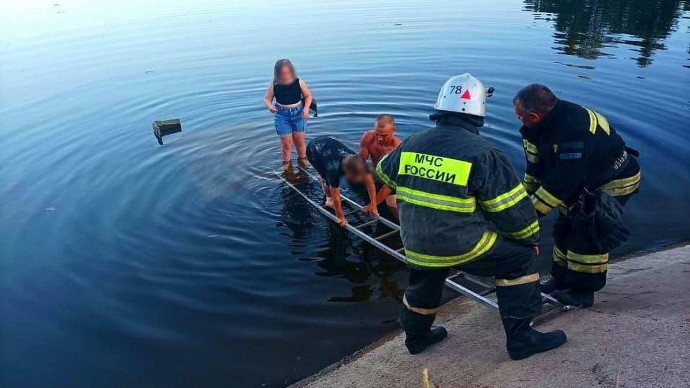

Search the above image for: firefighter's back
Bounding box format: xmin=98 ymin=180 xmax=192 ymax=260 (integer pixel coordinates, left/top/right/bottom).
xmin=380 ymin=125 xmax=499 ymax=265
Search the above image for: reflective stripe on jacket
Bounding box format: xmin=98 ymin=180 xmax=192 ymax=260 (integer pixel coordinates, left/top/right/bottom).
xmin=520 ymin=99 xmax=641 ymax=216
xmin=377 ymin=124 xmax=540 ymax=269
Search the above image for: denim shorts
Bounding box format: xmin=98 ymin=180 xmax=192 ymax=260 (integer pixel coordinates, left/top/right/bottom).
xmin=274 ymin=103 xmax=307 ymax=136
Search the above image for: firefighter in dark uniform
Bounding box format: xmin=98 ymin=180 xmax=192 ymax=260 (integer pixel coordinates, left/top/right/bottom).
xmin=513 ymin=84 xmax=641 ymax=307
xmin=377 ymin=74 xmax=567 ymax=359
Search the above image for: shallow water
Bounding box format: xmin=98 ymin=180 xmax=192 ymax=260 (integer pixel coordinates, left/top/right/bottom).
xmin=1 ymin=0 xmax=688 ymax=386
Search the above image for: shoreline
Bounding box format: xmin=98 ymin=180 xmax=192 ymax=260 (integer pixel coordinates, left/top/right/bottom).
xmin=292 ymin=244 xmax=690 ymax=388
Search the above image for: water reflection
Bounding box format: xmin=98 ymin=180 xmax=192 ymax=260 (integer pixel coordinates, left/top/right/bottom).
xmin=277 ymin=170 xmax=405 ymax=304
xmin=315 ymin=202 xmax=407 ymax=299
xmin=314 ymin=231 xmax=405 ymax=303
xmin=524 ymin=0 xmax=688 ymax=66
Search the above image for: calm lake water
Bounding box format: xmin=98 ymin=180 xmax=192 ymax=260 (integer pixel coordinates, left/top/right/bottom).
xmin=1 ymin=0 xmax=689 ymax=386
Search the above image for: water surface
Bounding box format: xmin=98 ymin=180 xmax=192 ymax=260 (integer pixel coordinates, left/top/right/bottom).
xmin=1 ymin=0 xmax=689 ymax=386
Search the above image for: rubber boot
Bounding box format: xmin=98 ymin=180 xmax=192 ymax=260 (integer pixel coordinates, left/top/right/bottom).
xmin=405 ymin=327 xmax=448 ymax=355
xmin=400 ymin=311 xmax=448 ymax=355
xmin=503 ymin=318 xmax=567 ymax=360
xmin=551 ymin=288 xmax=594 ymax=308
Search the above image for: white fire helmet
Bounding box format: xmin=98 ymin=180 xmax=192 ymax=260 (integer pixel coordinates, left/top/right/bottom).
xmin=434 ymin=73 xmax=492 ymax=117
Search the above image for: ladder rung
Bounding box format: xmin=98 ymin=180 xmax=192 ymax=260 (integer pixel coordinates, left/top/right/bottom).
xmin=355 ymin=219 xmax=378 ymax=229
xmin=452 ymin=272 xmax=495 ymax=290
xmin=343 ymin=208 xmax=361 ymax=217
xmin=374 ymin=229 xmax=400 ymax=241
xmin=467 ymin=277 xmax=495 ymax=290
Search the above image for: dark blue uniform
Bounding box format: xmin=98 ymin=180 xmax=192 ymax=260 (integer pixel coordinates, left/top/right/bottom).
xmin=306 ymin=136 xmax=356 ymax=188
xmin=520 ymin=99 xmax=641 ymax=293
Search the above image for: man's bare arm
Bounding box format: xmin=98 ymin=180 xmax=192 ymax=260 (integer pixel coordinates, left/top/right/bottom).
xmin=363 ymin=174 xmax=379 ymax=217
xmin=330 ymin=187 xmax=347 ymax=227
xmin=374 ymin=185 xmax=392 ymax=205
xmin=359 ymin=132 xmax=371 ymax=160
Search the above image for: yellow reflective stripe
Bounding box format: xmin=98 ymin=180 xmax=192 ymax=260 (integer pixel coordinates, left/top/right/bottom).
xmin=532 ymin=196 xmax=553 ymax=215
xmin=603 ymin=182 xmax=639 ymax=196
xmin=567 ymin=251 xmax=609 ymax=264
xmin=534 ymin=187 xmax=562 ymax=208
xmin=568 ymin=261 xmax=608 ymax=274
xmin=524 ymin=173 xmax=538 ymax=183
xmin=585 ymin=108 xmax=612 ymax=135
xmin=405 ymin=231 xmax=497 ymax=268
xmin=601 ymin=171 xmax=641 ymax=196
xmin=396 ymin=186 xmax=476 ymax=213
xmin=594 ymin=111 xmax=611 ymax=135
xmin=496 ymin=273 xmax=539 ymax=287
xmin=566 ymin=249 xmax=609 ymax=273
xmin=505 ymin=220 xmax=540 ymax=240
xmin=479 ymin=184 xmax=528 ymax=213
xmin=523 ymin=181 xmax=539 ymax=194
xmin=602 ymin=171 xmax=641 ymax=188
xmin=522 ymin=139 xmax=538 ymax=154
xmin=586 ymin=108 xmax=597 ymax=134
xmin=526 ymin=153 xmax=539 ymax=163
xmin=403 ymin=295 xmax=438 ymax=315
xmin=398 ymin=152 xmax=472 ymax=186
xmin=553 ymin=246 xmax=567 ymax=266
xmin=375 ymin=154 xmax=397 ymax=189
xmin=523 ymin=175 xmax=539 ymax=194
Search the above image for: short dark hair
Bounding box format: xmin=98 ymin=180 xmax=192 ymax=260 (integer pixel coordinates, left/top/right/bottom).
xmin=376 ymin=114 xmax=395 ymax=127
xmin=513 ymin=84 xmax=557 ymax=114
xmin=273 ymin=59 xmax=296 ymax=83
xmin=342 ymin=155 xmax=368 ymax=175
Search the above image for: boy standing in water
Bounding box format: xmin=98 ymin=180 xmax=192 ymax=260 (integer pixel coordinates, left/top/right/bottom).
xmin=306 ymin=136 xmax=379 ymax=227
xmin=359 ymin=114 xmax=402 ymax=216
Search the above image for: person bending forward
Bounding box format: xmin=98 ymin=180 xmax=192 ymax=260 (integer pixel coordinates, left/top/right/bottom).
xmin=306 ymin=136 xmax=379 ymax=227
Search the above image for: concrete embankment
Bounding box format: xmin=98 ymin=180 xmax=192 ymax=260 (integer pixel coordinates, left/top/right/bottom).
xmin=293 ymin=245 xmax=690 ymax=388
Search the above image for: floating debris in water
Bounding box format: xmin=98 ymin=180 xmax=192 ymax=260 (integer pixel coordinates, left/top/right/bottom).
xmin=153 ymin=119 xmax=182 ymax=145
xmin=207 ymin=234 xmax=219 ymax=238
xmin=45 ymin=207 xmax=56 ymax=211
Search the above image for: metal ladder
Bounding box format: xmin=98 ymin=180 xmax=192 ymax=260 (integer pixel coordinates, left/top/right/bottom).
xmin=276 ymin=166 xmax=569 ymax=321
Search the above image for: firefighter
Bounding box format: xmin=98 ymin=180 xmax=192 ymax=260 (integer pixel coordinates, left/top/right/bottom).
xmin=513 ymin=84 xmax=641 ymax=307
xmin=377 ymin=74 xmax=567 ymax=359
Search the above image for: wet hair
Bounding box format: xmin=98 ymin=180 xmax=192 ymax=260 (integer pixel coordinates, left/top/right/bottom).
xmin=273 ymin=59 xmax=296 ymax=83
xmin=375 ymin=114 xmax=395 ymax=128
xmin=513 ymin=84 xmax=558 ymax=114
xmin=342 ymin=155 xmax=368 ymax=176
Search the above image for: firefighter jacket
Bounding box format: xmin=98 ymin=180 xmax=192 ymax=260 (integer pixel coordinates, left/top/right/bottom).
xmin=520 ymin=99 xmax=641 ymax=216
xmin=376 ymin=121 xmax=540 ymax=269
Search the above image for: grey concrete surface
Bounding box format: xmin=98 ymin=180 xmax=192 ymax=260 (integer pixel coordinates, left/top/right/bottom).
xmin=294 ymin=245 xmax=690 ymax=388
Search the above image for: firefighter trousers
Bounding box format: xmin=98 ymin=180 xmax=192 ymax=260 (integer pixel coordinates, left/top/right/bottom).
xmin=551 ymin=162 xmax=640 ymax=293
xmin=401 ymin=236 xmax=542 ymax=336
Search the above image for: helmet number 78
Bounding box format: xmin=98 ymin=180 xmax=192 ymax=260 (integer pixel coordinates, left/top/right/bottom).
xmin=449 ymin=86 xmax=463 ymax=94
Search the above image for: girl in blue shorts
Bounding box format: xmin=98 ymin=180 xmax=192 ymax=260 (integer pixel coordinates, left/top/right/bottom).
xmin=264 ymin=59 xmax=313 ymax=167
